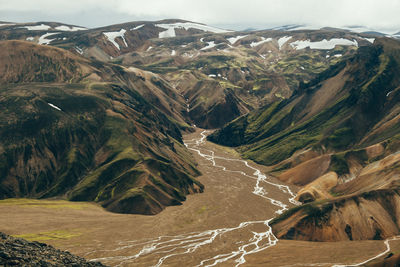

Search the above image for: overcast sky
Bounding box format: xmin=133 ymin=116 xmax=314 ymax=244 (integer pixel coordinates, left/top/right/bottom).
xmin=1 ymin=0 xmax=399 ymax=32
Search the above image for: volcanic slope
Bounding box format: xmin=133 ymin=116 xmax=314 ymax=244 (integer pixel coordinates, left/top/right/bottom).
xmin=118 ymin=28 xmax=374 ymax=128
xmin=0 ymin=20 xmax=378 ymax=128
xmin=0 ymin=40 xmax=203 ymax=215
xmin=209 ymin=37 xmax=400 ymax=241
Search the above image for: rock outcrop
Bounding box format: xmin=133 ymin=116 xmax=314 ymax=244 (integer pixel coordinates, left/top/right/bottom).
xmin=0 ymin=232 xmax=105 ymax=266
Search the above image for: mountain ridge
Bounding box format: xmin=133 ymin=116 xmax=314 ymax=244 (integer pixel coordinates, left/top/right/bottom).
xmin=0 ymin=40 xmax=203 ymax=215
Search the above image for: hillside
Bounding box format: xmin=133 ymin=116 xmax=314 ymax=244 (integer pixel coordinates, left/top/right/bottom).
xmin=270 ymin=189 xmax=400 ymax=241
xmin=2 ymin=17 xmax=400 ymax=266
xmin=0 ymin=41 xmax=202 ymax=215
xmin=209 ymin=37 xmax=400 ymax=165
xmin=209 ymin=37 xmax=400 ymax=241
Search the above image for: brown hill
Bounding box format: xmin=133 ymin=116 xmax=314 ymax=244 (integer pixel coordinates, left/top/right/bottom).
xmin=0 ymin=40 xmax=95 ymax=83
xmin=271 ymin=189 xmax=400 ymax=241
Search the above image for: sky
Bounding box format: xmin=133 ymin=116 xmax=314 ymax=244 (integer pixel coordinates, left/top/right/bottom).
xmin=1 ymin=0 xmax=400 ymax=33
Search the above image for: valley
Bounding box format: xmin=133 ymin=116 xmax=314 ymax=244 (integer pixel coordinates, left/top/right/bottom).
xmin=1 ymin=130 xmax=399 ymax=266
xmin=1 ymin=17 xmax=400 ymax=266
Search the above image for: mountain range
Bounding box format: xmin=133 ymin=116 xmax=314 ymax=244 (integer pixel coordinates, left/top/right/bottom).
xmin=1 ymin=19 xmax=400 ymax=254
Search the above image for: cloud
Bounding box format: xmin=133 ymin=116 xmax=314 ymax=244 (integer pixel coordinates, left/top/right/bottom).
xmin=1 ymin=0 xmax=399 ymax=32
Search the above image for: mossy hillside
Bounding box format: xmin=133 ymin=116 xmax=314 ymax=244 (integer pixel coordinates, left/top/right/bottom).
xmin=0 ymin=79 xmax=203 ymax=215
xmin=0 ymin=40 xmax=96 ymax=84
xmin=239 ymin=96 xmax=353 ymax=165
xmin=210 ymin=39 xmax=400 ymax=167
xmin=0 ymin=84 xmax=106 ymax=198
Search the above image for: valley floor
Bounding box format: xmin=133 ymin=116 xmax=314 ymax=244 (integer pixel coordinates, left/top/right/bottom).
xmin=0 ymin=129 xmax=398 ymax=266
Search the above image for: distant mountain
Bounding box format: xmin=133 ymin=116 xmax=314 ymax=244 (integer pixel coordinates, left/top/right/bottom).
xmin=270 ymin=24 xmax=399 ymax=36
xmin=0 ymin=19 xmax=230 ymax=58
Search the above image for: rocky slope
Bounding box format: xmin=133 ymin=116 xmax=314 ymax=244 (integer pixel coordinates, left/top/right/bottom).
xmin=0 ymin=40 xmax=202 ymax=215
xmin=210 ymin=37 xmax=400 ymax=241
xmin=0 ymin=232 xmax=105 ymax=266
xmin=269 ymin=146 xmax=400 ymax=242
xmin=271 ymin=188 xmax=400 ymax=242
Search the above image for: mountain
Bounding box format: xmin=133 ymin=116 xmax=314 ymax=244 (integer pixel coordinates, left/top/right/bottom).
xmin=0 ymin=20 xmax=379 ymax=128
xmin=0 ymin=19 xmax=229 ymax=59
xmin=0 ymin=40 xmax=202 ymax=215
xmin=116 ymin=28 xmax=375 ymax=128
xmin=209 ymin=37 xmax=400 ymax=240
xmin=1 ymin=19 xmax=399 ymax=220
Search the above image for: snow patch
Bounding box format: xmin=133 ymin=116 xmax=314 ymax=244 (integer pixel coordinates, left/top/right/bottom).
xmin=250 ymin=37 xmax=272 ymax=48
xmin=22 ymin=24 xmax=51 ymax=31
xmin=146 ymin=46 xmax=153 ymax=51
xmin=290 ymin=38 xmax=358 ymax=50
xmin=183 ymin=52 xmax=199 ymax=58
xmin=26 ymin=37 xmax=34 ymax=41
xmin=38 ymin=32 xmax=59 ymax=45
xmin=334 ymin=54 xmax=343 ymax=57
xmin=200 ymin=41 xmax=216 ymax=51
xmin=278 ymin=36 xmax=292 ymax=49
xmin=363 ymin=37 xmax=375 ymax=44
xmin=48 ymin=103 xmax=62 ymax=111
xmin=208 ymin=74 xmax=216 ymax=78
xmin=75 ymin=46 xmax=83 ymax=55
xmin=171 ymin=50 xmax=176 ymax=56
xmin=0 ymin=23 xmax=15 ymax=27
xmin=103 ymin=29 xmax=128 ymax=50
xmin=156 ymin=22 xmax=230 ymax=38
xmin=131 ymin=24 xmax=144 ymax=31
xmin=158 ymin=27 xmax=175 ymax=38
xmin=55 ymin=25 xmax=87 ymax=31
xmin=227 ymin=35 xmax=248 ymax=45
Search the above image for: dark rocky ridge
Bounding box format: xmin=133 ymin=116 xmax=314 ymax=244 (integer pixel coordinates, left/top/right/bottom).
xmin=0 ymin=232 xmax=105 ymax=266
